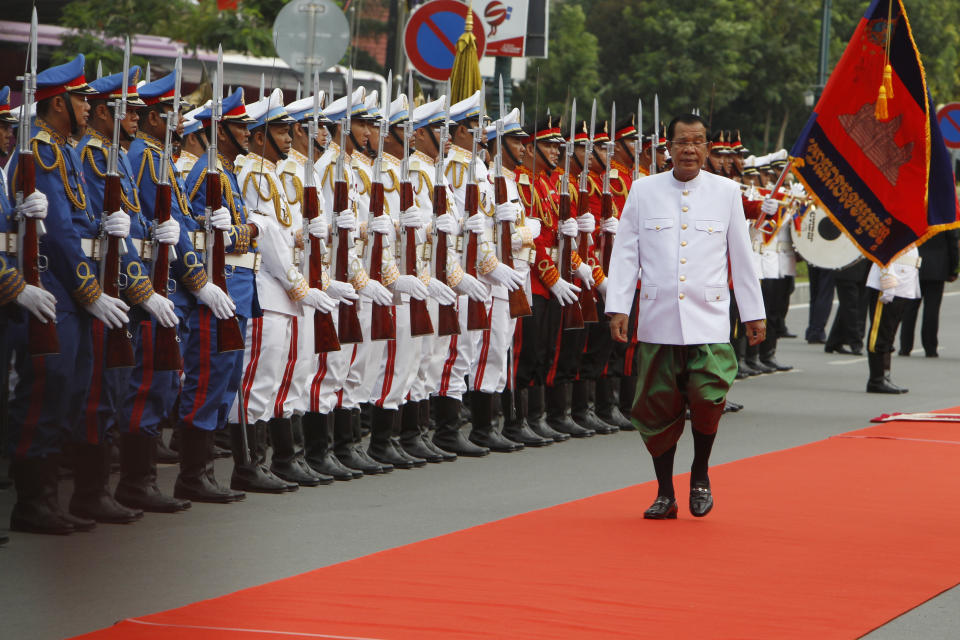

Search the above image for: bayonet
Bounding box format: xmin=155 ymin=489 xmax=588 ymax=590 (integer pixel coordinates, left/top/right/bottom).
xmin=651 ymin=94 xmax=659 ymax=175
xmin=579 ymin=98 xmax=596 ymax=195
xmin=495 ymin=74 xmax=504 ymax=180
xmin=634 ymin=97 xmax=642 ymax=181
xmin=259 ymin=73 xmax=265 ymax=100
xmin=602 ymin=101 xmax=615 ymax=196
xmin=96 ymin=60 xmax=103 ymax=80
xmin=145 ymin=61 xmax=151 ymax=83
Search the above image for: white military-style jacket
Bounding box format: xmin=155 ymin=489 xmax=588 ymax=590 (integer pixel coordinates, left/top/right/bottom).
xmin=605 ymin=170 xmax=765 ymax=345
xmin=866 ymin=246 xmax=921 ymax=299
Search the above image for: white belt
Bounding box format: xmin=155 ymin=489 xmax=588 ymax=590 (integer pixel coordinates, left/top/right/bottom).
xmin=131 ymin=238 xmax=154 ymax=261
xmin=224 ymin=252 xmax=261 ymax=272
xmin=776 ymin=241 xmax=793 ymax=253
xmin=291 ymin=246 xmax=303 ymax=267
xmin=80 ymin=237 xmax=103 ymax=260
xmin=894 ymin=255 xmax=922 ymax=268
xmin=0 ymin=231 xmax=17 ymax=255
xmin=189 ymin=230 xmax=207 ymax=252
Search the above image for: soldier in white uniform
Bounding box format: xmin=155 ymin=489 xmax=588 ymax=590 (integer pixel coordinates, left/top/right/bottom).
xmin=865 ymin=245 xmax=920 ymax=394
xmin=175 ymin=105 xmax=206 ymax=179
xmin=606 ymin=114 xmax=765 ymax=520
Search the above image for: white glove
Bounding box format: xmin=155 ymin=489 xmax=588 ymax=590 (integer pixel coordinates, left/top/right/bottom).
xmin=400 ymin=207 xmax=423 ymax=229
xmin=559 ymin=218 xmax=578 ymax=238
xmin=141 ymin=292 xmax=178 ymax=328
xmin=454 ymin=272 xmax=488 ymax=302
xmin=368 ymin=215 xmax=394 ymax=235
xmin=434 ymin=213 xmax=459 ymax=235
xmin=549 ymin=277 xmax=581 ymax=306
xmin=596 ymin=278 xmax=608 ymax=298
xmin=335 ymin=210 xmax=356 ymax=231
xmin=84 ymin=293 xmax=130 ymax=329
xmin=154 ymin=218 xmax=180 ymax=245
xmin=524 ymin=218 xmax=541 ymax=238
xmin=194 ymin=282 xmax=236 ymax=320
xmin=481 ymin=262 xmax=524 ymax=291
xmin=880 ymin=273 xmax=899 ymax=290
xmin=879 ymin=288 xmax=895 ymax=304
xmin=358 ymin=278 xmax=394 ymax=306
xmin=427 ymin=277 xmax=457 ymax=305
xmin=576 ymin=213 xmax=595 ymax=234
xmin=209 ymin=206 xmax=232 ymax=231
xmin=464 ymin=213 xmax=486 ymax=235
xmin=761 ymin=198 xmax=779 ymax=216
xmin=16 ymin=284 xmax=57 ymax=323
xmin=390 ymin=274 xmax=429 ymax=300
xmin=302 ymin=288 xmax=337 ymax=313
xmin=575 ymin=262 xmax=595 ymax=290
xmin=601 ymin=216 xmax=619 ymax=234
xmin=325 ymin=279 xmax=359 ymax=303
xmin=103 ymin=210 xmax=130 ymax=238
xmin=307 ymin=216 xmax=329 ymax=242
xmin=19 ymin=191 xmax=48 ymax=219
xmin=495 ymin=201 xmax=519 ymax=223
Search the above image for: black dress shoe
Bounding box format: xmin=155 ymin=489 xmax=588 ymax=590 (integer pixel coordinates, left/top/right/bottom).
xmin=780 ymin=329 xmax=797 ymax=338
xmin=824 ymin=344 xmax=855 ymax=355
xmin=744 ymin=358 xmax=775 ymax=374
xmin=689 ymin=482 xmax=714 ymax=517
xmin=898 ymin=350 xmax=911 ymax=356
xmin=724 ymin=400 xmax=743 ymax=413
xmin=866 ymin=379 xmax=906 ymax=394
xmin=760 ymin=357 xmax=793 ymax=372
xmin=643 ymin=496 xmax=678 ymax=520
xmin=737 ymin=359 xmax=761 ymax=377
xmin=925 ymin=351 xmax=939 ymax=358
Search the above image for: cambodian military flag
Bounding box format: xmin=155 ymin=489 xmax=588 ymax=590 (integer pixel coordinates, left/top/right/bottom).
xmin=790 ymin=0 xmax=960 ymax=266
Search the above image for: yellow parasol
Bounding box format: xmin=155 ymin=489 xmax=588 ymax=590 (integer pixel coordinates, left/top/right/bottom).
xmin=449 ymin=1 xmax=482 ymax=103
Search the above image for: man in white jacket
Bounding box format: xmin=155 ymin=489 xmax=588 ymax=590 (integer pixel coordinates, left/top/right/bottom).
xmin=865 ymin=245 xmax=920 ymax=394
xmin=606 ymin=114 xmax=765 ymax=520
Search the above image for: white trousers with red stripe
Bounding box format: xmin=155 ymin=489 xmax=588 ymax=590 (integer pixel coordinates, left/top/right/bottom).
xmin=232 ymin=311 xmax=301 ymax=424
xmin=288 ymin=307 xmax=315 ymax=416
xmin=370 ymin=301 xmax=422 ymax=409
xmin=409 ymin=299 xmax=451 ymax=403
xmin=469 ymin=296 xmax=515 ymax=394
xmin=308 ymin=305 xmax=349 ymax=415
xmin=338 ymin=301 xmax=386 ymax=411
xmin=432 ymin=295 xmax=477 ymax=401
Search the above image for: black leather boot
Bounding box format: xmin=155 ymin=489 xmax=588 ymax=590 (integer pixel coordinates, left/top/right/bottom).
xmin=419 ymin=398 xmax=456 ymax=461
xmin=617 ymin=376 xmax=638 ymax=431
xmin=528 ymin=384 xmax=569 ymax=442
xmin=391 ymin=407 xmax=426 ymax=467
xmin=468 ymin=390 xmax=522 ymax=452
xmin=269 ymin=418 xmax=329 ymax=486
xmin=213 ymin=428 xmax=233 ymax=458
xmin=229 ymin=422 xmax=295 ymax=493
xmin=882 ymin=352 xmax=908 ymax=393
xmin=9 ymin=456 xmax=77 ymax=535
xmin=68 ymin=442 xmax=143 ymax=524
xmin=303 ymin=412 xmax=356 ymax=481
xmin=866 ymin=352 xmax=905 ymax=393
xmin=333 ymin=408 xmax=389 ymax=474
xmin=368 ymin=406 xmax=416 ymax=468
xmin=290 ymin=414 xmax=335 ymax=481
xmin=399 ymin=402 xmax=443 ymax=463
xmin=594 ymin=377 xmax=633 ymax=431
xmin=174 ymin=428 xmax=245 ymax=503
xmin=156 ymin=421 xmax=180 ymax=464
xmin=572 ymin=380 xmax=618 ymax=435
xmin=115 ymin=432 xmax=192 ymax=512
xmin=546 ymin=383 xmax=594 ymax=438
xmin=501 ymin=388 xmax=551 ymax=447
xmin=168 ymin=426 xmax=181 ymax=453
xmin=432 ymin=395 xmax=489 ymax=456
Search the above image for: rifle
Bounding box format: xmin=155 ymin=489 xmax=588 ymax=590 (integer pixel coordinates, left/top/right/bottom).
xmin=463 ymin=86 xmax=490 ymax=331
xmin=401 ymin=73 xmax=434 ymax=337
xmin=100 ymin=38 xmax=135 ymax=368
xmin=150 ymin=54 xmax=184 ymax=371
xmin=204 ymin=45 xmax=245 ymax=353
xmin=367 ymin=71 xmax=396 ymax=341
xmin=14 ymin=8 xmax=59 ymax=356
xmin=433 ymin=83 xmax=459 ymax=337
xmin=559 ymin=99 xmax=584 ymax=330
xmin=494 ymin=77 xmax=531 ymax=319
xmin=650 ymin=94 xmax=659 ymax=176
xmin=332 ymin=70 xmax=363 ymax=344
xmin=599 ymin=102 xmax=616 ymax=275
xmin=575 ymin=100 xmax=599 ymax=323
xmin=633 ymin=98 xmax=642 ymax=182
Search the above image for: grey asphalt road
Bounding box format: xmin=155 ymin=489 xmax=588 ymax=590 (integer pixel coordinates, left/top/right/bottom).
xmin=2 ymin=286 xmax=959 ymax=639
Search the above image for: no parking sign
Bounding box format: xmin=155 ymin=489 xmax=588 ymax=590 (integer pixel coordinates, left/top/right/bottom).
xmin=404 ymin=0 xmax=485 ymax=81
xmin=937 ymin=103 xmax=960 ymax=149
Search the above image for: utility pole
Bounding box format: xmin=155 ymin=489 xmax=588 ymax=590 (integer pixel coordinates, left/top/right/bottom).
xmin=817 ymin=0 xmax=832 ymax=98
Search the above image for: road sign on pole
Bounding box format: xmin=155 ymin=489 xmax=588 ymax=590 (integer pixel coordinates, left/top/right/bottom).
xmin=937 ymin=103 xmax=960 ymax=150
xmin=404 ymin=0 xmax=485 ymax=82
xmin=273 ymin=0 xmax=350 ymax=74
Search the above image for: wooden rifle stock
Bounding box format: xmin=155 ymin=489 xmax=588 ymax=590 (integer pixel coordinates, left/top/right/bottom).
xmin=433 ymin=185 xmax=459 ymax=337
xmin=401 ymin=181 xmax=433 ymax=337
xmin=494 ymin=176 xmax=531 ymax=319
xmin=333 ymin=180 xmax=363 ymax=344
xmin=16 ymin=152 xmax=60 ymax=355
xmin=368 ymin=180 xmax=396 ymax=340
xmin=102 ymin=174 xmax=135 ymax=368
xmin=558 ymin=189 xmax=584 ymax=330
xmin=150 ymin=183 xmax=183 ymax=371
xmin=600 ymin=191 xmax=615 ymax=274
xmin=575 ymin=187 xmax=599 ymax=323
xmin=205 ymin=170 xmax=245 ymax=353
xmin=463 ymin=184 xmax=489 ymax=331
xmin=303 ymin=184 xmax=340 ymax=353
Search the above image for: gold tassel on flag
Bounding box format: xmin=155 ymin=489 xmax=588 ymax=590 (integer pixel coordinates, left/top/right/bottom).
xmin=875 ymin=85 xmax=889 ymax=121
xmin=882 ymin=63 xmax=894 ymax=99
xmin=876 ymin=0 xmax=895 ymax=121
xmin=449 ymin=1 xmax=482 ymax=103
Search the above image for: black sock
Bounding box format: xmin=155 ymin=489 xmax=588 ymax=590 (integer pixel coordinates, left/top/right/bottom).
xmin=691 ymin=430 xmax=716 ymax=486
xmin=652 ymin=445 xmax=676 ymax=499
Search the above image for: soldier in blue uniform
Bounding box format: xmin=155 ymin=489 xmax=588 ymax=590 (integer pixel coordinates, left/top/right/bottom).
xmin=178 ymin=88 xmax=261 ymax=503
xmin=5 ymin=55 xmax=132 ymax=535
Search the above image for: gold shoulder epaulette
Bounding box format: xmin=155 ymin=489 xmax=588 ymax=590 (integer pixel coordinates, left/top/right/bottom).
xmin=34 ymin=130 xmax=51 ymax=145
xmin=86 ymin=136 xmax=103 ymax=150
xmin=409 ymin=158 xmax=420 ymax=172
xmin=518 ymin=173 xmax=531 ymax=186
xmin=609 ymin=168 xmax=619 ymax=179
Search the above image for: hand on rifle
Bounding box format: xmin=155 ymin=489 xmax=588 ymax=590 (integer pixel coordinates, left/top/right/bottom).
xmin=596 ymin=277 xmax=608 ymax=298
xmin=400 ymin=207 xmax=424 ymax=229
xmin=302 ymin=288 xmax=337 ymax=313
xmin=761 ymin=198 xmax=779 ymax=217
xmin=154 ymin=218 xmax=180 ymax=245
xmin=453 ymin=273 xmax=488 ymax=302
xmin=434 ymin=213 xmax=459 ymax=235
xmin=601 ymin=217 xmax=619 ymax=234
xmin=427 ymin=277 xmax=457 ymax=305
xmin=549 ymin=277 xmax=581 ymax=306
xmin=325 ymin=279 xmax=359 ymax=304
xmin=141 ymin=292 xmax=178 ymax=328
xmin=335 ymin=210 xmax=356 ymax=231
xmin=464 ymin=213 xmax=486 ymax=235
xmin=19 ymin=191 xmax=48 ymax=219
xmin=209 ymin=206 xmax=232 ymax=231
xmin=576 ymin=213 xmax=596 ymax=234
xmin=104 ymin=210 xmax=130 ymax=238
xmin=358 ymin=278 xmax=393 ymax=306
xmin=16 ymin=284 xmax=57 ymax=323
xmin=390 ymin=274 xmax=428 ymax=300
xmin=575 ymin=262 xmax=595 ymax=290
xmin=481 ymin=262 xmax=524 ymax=291
xmin=495 ymin=202 xmax=520 ymax=223
xmin=307 ymin=216 xmax=330 ymax=242
xmin=368 ymin=215 xmax=394 ymax=243
xmin=194 ymin=282 xmax=236 ymax=319
xmin=559 ymin=218 xmax=578 ymax=238
xmin=85 ymin=292 xmax=130 ymax=329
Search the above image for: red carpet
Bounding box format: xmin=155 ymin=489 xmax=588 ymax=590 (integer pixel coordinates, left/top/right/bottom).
xmin=74 ymin=412 xmax=960 ymax=640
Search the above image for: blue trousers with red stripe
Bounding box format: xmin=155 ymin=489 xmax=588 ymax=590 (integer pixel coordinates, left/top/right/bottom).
xmin=177 ymin=305 xmax=248 ymax=432
xmin=74 ymin=319 xmax=133 ymax=445
xmin=4 ymin=310 xmax=93 ymax=458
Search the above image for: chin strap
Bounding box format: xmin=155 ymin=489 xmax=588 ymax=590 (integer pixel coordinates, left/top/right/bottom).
xmin=617 ymin=139 xmax=634 ymax=166
xmin=535 ymin=146 xmax=556 ymax=172
xmin=267 ymin=128 xmax=287 ymax=161
xmin=504 ymin=140 xmax=522 ymax=169
xmin=223 ymin=122 xmax=248 ymax=156
xmin=65 ymin=93 xmax=81 ymax=137
xmin=591 ymin=148 xmax=607 ymax=172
